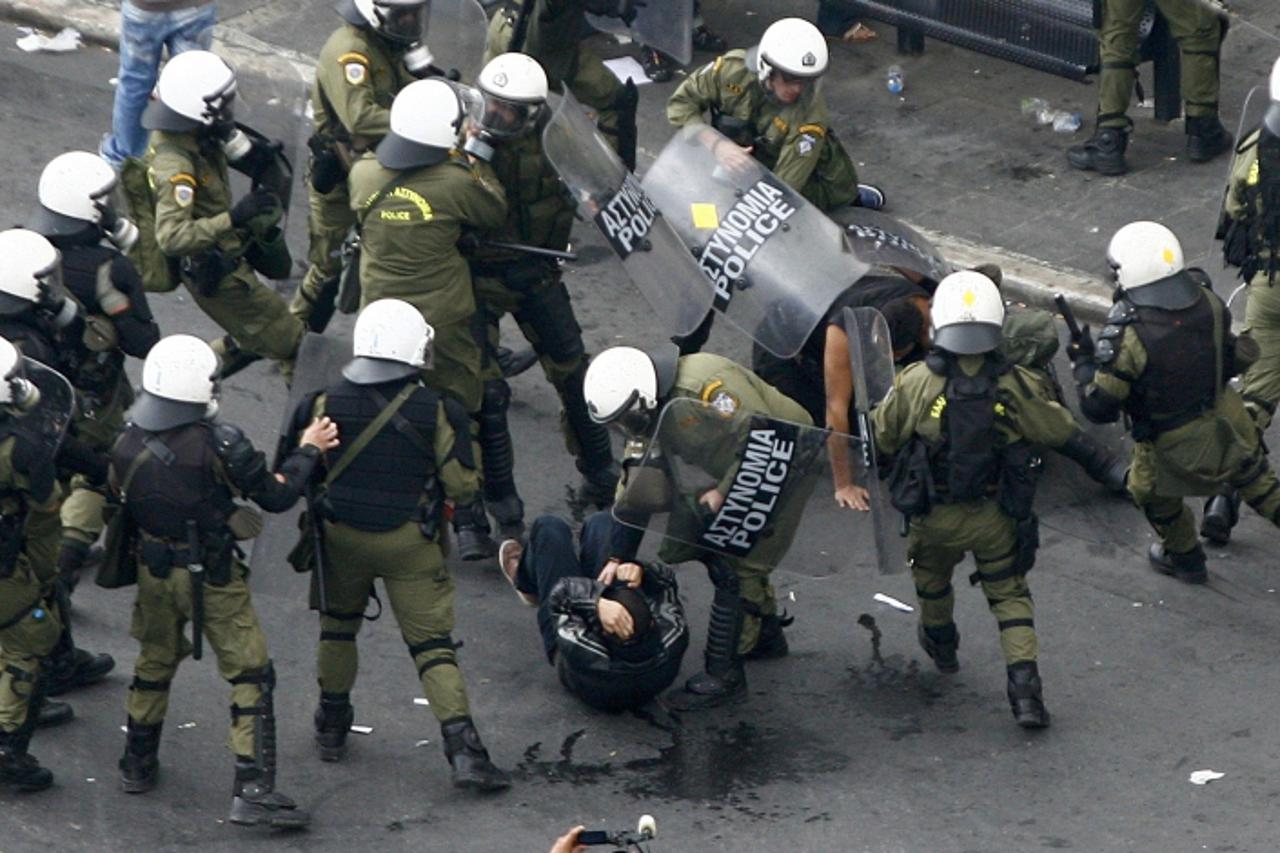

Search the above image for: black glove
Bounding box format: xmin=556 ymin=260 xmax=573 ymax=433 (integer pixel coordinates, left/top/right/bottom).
xmin=1065 ymin=323 xmax=1094 ymax=363
xmin=1223 ymin=219 xmax=1250 ymax=268
xmin=229 ymin=188 xmax=281 ymax=228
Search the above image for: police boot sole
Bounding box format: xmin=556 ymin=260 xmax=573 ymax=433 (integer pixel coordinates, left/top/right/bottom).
xmin=452 ymin=772 xmax=512 ymax=792
xmin=229 ymin=799 xmax=312 ymax=829
xmin=1014 ymin=708 xmax=1051 ymax=729
xmin=120 ymin=771 xmax=158 ymax=794
xmin=36 ymin=702 xmax=74 ymax=729
xmin=1149 ymin=557 xmax=1207 ymax=585
xmin=47 ymin=658 xmax=116 ymax=697
xmin=3 ymin=770 xmax=54 ymax=792
xmin=664 ymin=678 xmax=748 ymax=712
xmin=1065 ymin=149 xmax=1127 ymax=176
xmin=315 ymin=741 xmax=347 ymax=763
xmin=1187 ymin=137 xmax=1230 ymax=163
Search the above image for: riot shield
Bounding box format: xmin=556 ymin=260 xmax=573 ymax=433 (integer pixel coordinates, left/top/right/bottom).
xmin=23 ymin=358 xmax=75 ymax=454
xmin=611 ymin=397 xmax=860 ymax=577
xmin=249 ymin=332 xmax=351 ymax=577
xmin=429 ymin=0 xmax=490 ymax=84
xmin=640 ymin=123 xmax=871 ymax=359
xmin=585 ymin=0 xmax=694 ymax=66
xmin=842 ymin=306 xmax=908 ymax=575
xmin=1199 ymin=84 xmax=1267 ymax=283
xmin=828 ymin=207 xmax=952 ymax=289
xmin=542 ymin=91 xmax=712 ymax=338
xmin=232 ymin=52 xmax=311 ymax=216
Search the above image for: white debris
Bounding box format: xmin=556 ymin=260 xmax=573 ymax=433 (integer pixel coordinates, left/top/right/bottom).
xmin=350 ymin=724 xmax=373 ymax=735
xmin=788 ymin=591 xmax=796 ymax=602
xmin=414 ymin=739 xmax=431 ymax=748
xmin=1132 ymin=602 xmax=1143 ymax=607
xmin=873 ymin=592 xmax=914 ymax=613
xmin=16 ymin=27 xmax=82 ymax=53
xmin=177 ymin=721 xmax=197 ymax=729
xmin=603 ymin=56 xmax=651 ymax=86
xmin=413 ymin=697 xmax=430 ymax=706
xmin=1189 ymin=770 xmax=1225 ymax=785
xmin=85 ymin=778 xmax=96 ymax=783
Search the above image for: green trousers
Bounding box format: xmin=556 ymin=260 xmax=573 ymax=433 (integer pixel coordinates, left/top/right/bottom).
xmin=1098 ymin=0 xmax=1221 ymax=128
xmin=290 ymin=180 xmax=353 ymax=328
xmin=1240 ymin=275 xmax=1280 ymax=432
xmin=315 ymin=520 xmax=471 ymax=724
xmin=186 ymin=262 xmax=305 ymax=367
xmin=126 ymin=560 xmax=270 ymax=758
xmin=0 ymin=560 xmax=61 ymax=733
xmin=908 ymin=500 xmax=1037 ymax=665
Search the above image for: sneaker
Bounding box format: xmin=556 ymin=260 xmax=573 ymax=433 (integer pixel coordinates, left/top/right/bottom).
xmin=498 ymin=540 xmax=537 ymax=607
xmin=639 ymin=47 xmax=673 ymax=83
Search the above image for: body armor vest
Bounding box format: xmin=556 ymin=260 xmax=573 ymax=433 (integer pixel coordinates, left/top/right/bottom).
xmin=929 ymin=356 xmax=1007 ymax=503
xmin=0 ymin=315 xmax=57 ymax=369
xmin=322 ymin=378 xmax=440 ymax=532
xmin=1127 ymin=294 xmax=1217 ymax=428
xmin=112 ymin=423 xmax=236 ymax=541
xmin=56 ymin=244 xmax=126 ymax=397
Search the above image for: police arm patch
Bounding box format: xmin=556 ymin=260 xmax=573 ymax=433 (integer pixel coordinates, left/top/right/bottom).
xmin=339 ymin=52 xmax=370 ymax=85
xmin=170 ymin=173 xmax=196 ymax=208
xmin=700 ymin=380 xmax=739 ymax=417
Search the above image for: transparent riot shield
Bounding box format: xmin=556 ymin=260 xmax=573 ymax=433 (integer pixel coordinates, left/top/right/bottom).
xmin=611 ymin=397 xmax=859 ymax=577
xmin=542 ymin=91 xmax=712 ymax=337
xmin=640 ymin=123 xmax=871 ymax=359
xmin=1199 ymin=84 xmax=1266 ymax=278
xmin=429 ymin=0 xmax=490 ymax=83
xmin=585 ymin=0 xmax=694 ymax=66
xmin=828 ymin=207 xmax=953 ymax=289
xmin=232 ymin=52 xmax=311 ymax=215
xmin=842 ymin=306 xmax=908 ymax=575
xmin=23 ymin=358 xmax=75 ymax=454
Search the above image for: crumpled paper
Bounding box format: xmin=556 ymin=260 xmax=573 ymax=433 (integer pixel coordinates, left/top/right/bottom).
xmin=16 ymin=27 xmax=83 ymax=53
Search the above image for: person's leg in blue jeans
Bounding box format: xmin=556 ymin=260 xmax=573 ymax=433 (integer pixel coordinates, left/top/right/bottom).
xmin=516 ymin=513 xmax=614 ymax=661
xmin=100 ymin=2 xmax=217 ymax=167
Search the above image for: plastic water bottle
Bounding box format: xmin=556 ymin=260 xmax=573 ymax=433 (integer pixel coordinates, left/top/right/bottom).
xmin=1020 ymin=97 xmax=1050 ymax=118
xmin=1051 ymin=111 xmax=1083 ymax=133
xmin=886 ymin=65 xmax=904 ymax=95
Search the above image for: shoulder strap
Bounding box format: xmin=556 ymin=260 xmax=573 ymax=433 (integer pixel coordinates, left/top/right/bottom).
xmin=118 ymin=447 xmax=153 ymax=497
xmin=322 ymin=382 xmax=417 ymax=487
xmin=362 ymin=384 xmax=433 ymax=456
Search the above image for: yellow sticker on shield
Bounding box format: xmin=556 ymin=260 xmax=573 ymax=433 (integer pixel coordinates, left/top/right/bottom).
xmin=690 ymin=202 xmax=719 ymax=230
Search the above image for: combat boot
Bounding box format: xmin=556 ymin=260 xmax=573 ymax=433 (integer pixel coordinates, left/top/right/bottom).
xmin=1058 ymin=430 xmax=1129 ymax=494
xmin=1186 ymin=115 xmax=1231 ymax=163
xmin=917 ymin=622 xmax=960 ymax=674
xmin=44 ymin=645 xmax=115 ymax=697
xmin=211 ymin=334 xmax=262 ymax=381
xmin=1148 ymin=543 xmax=1208 ymax=584
xmin=119 ymin=718 xmax=161 ymax=794
xmin=667 ymin=578 xmax=747 ymax=711
xmin=453 ymin=500 xmax=497 ymax=561
xmin=313 ymin=692 xmax=353 ymax=762
xmin=495 ymin=345 xmax=537 ymax=379
xmin=230 ymin=759 xmax=311 ymax=828
xmin=441 ymin=719 xmax=512 ymax=791
xmin=1006 ymin=661 xmax=1050 ymax=729
xmin=36 ymin=700 xmax=73 ymax=729
xmin=1200 ymin=491 xmax=1241 ymax=546
xmin=1066 ymin=126 xmax=1129 ymax=176
xmin=0 ymin=730 xmax=53 ymax=793
xmin=742 ymin=612 xmax=792 ymax=661
xmin=487 ymin=494 xmax=525 ymax=541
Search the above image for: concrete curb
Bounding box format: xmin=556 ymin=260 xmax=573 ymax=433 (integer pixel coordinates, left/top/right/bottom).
xmin=3 ymin=0 xmax=1113 ymax=324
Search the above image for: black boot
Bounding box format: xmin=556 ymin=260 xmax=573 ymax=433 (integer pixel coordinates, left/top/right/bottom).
xmin=119 ymin=718 xmax=162 ymax=794
xmin=1066 ymin=126 xmax=1129 ymax=176
xmin=667 ymin=571 xmax=747 ymax=710
xmin=453 ymin=500 xmax=497 ymax=561
xmin=441 ymin=718 xmax=511 ymax=791
xmin=917 ymin=622 xmax=960 ymax=674
xmin=1057 ymin=430 xmax=1128 ymax=494
xmin=0 ymin=730 xmax=53 ymax=793
xmin=563 ymin=364 xmax=619 ymax=507
xmin=44 ymin=623 xmax=115 ymax=697
xmin=211 ymin=335 xmax=263 ymax=381
xmin=313 ymin=692 xmax=353 ymax=763
xmin=36 ymin=701 xmax=73 ymax=729
xmin=742 ymin=612 xmax=791 ymax=661
xmin=1200 ymin=491 xmax=1241 ymax=546
xmin=495 ymin=345 xmax=538 ymax=379
xmin=479 ymin=379 xmax=525 ymax=539
xmin=1006 ymin=661 xmax=1050 ymax=729
xmin=57 ymin=540 xmax=89 ymax=596
xmin=229 ymin=669 xmax=310 ymax=829
xmin=1148 ymin=542 xmax=1208 ymax=584
xmin=1186 ymin=115 xmax=1230 ymax=163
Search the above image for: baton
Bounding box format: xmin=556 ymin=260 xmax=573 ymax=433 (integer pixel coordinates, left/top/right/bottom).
xmin=308 ymin=486 xmax=329 ymax=616
xmin=1054 ymin=292 xmax=1083 ymax=341
xmin=485 ymin=240 xmax=578 ymax=262
xmin=186 ymin=520 xmax=204 ymax=661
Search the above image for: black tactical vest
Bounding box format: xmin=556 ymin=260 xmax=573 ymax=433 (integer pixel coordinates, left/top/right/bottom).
xmin=927 ymin=355 xmax=1008 ymax=503
xmin=321 ymin=378 xmax=440 ymax=532
xmin=0 ymin=315 xmax=57 ymax=369
xmin=55 ymin=244 xmax=126 ymax=396
xmin=1127 ymin=294 xmax=1217 ymax=428
xmin=112 ymin=423 xmax=237 ymax=540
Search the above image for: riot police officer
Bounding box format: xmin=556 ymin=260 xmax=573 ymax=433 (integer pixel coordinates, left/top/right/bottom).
xmin=1069 ymin=222 xmax=1280 ymax=583
xmin=28 ymin=151 xmax=161 ymax=602
xmin=870 ymin=271 xmax=1082 ymax=729
xmin=292 ymin=0 xmax=430 ymax=332
xmin=111 ymin=334 xmax=337 ymax=827
xmin=287 ymin=299 xmax=509 ymax=790
xmin=466 ymin=52 xmax=618 ymax=536
xmin=142 ymin=50 xmax=305 ymax=378
xmin=667 ymin=17 xmax=884 ymax=213
xmin=0 ymin=337 xmax=73 ymax=792
xmin=583 ymin=345 xmax=813 ymax=710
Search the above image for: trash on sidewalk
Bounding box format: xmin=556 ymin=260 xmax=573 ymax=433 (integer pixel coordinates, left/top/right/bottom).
xmin=350 ymin=724 xmax=374 ymax=735
xmin=177 ymin=721 xmax=197 ymax=729
xmin=873 ymin=592 xmax=914 ymax=613
xmin=413 ymin=697 xmax=430 ymax=707
xmin=16 ymin=27 xmax=83 ymax=53
xmin=1019 ymin=97 xmax=1082 ymax=133
xmin=1188 ymin=769 xmax=1225 ymax=785
xmin=604 ymin=56 xmax=653 ymax=85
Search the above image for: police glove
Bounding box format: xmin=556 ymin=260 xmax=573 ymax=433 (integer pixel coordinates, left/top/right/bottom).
xmin=230 ymin=188 xmax=282 ymax=229
xmin=1065 ymin=323 xmax=1094 ymax=363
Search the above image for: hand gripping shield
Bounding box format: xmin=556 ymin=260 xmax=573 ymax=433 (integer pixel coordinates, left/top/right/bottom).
xmin=427 ymin=0 xmax=490 ymax=83
xmin=842 ymin=306 xmax=908 ymax=575
xmin=542 ymin=91 xmax=712 ymax=338
xmin=640 ymin=123 xmax=870 ymax=358
xmin=611 ymin=397 xmax=859 ymax=577
xmin=21 ymin=357 xmax=75 ymax=456
xmin=585 ymin=0 xmax=694 ymax=66
xmin=1203 ymin=84 xmax=1269 ymax=296
xmin=230 ymin=54 xmax=311 ymax=216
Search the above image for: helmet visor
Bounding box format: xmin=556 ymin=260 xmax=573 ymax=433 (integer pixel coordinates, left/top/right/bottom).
xmin=478 ymin=93 xmax=541 ymax=140
xmin=92 ymin=181 xmax=128 ymax=230
xmin=202 ymin=81 xmax=237 ymax=127
xmin=377 ymin=2 xmax=426 ymax=44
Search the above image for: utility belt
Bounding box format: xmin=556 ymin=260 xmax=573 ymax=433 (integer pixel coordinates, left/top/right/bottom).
xmin=179 ymin=248 xmax=241 ymax=297
xmin=138 ymin=529 xmax=235 ymax=586
xmin=1131 ymin=398 xmax=1215 ymax=443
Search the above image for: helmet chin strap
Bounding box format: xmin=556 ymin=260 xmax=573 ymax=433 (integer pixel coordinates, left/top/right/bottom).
xmin=204 ymin=399 xmax=220 ymax=421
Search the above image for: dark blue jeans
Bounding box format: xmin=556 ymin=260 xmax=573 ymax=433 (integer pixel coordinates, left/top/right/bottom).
xmin=516 ymin=512 xmax=613 ymax=662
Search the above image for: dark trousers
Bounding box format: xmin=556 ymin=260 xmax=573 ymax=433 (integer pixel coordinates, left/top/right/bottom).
xmin=516 ymin=512 xmax=613 ymax=661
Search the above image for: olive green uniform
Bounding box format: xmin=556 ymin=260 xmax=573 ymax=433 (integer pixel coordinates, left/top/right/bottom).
xmin=872 ymin=357 xmax=1078 ymax=664
xmin=1088 ymin=326 xmax=1280 ymax=553
xmin=59 ymin=364 xmax=134 ymax=564
xmin=1096 ymin=0 xmax=1221 ymax=130
xmin=349 ymin=152 xmax=508 ymax=412
xmin=618 ymin=353 xmax=813 ymax=654
xmin=292 ymin=22 xmax=415 ymax=329
xmin=1224 ymin=129 xmax=1280 ymax=432
xmin=147 ymin=131 xmax=305 ymax=368
xmin=312 ymin=393 xmax=482 ymax=724
xmin=667 ymin=49 xmax=859 ymax=212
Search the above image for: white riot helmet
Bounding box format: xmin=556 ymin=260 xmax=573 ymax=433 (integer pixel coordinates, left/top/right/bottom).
xmin=1106 ymin=221 xmax=1185 ymax=291
xmin=755 ymin=18 xmax=828 ymax=86
xmin=0 ymin=229 xmax=62 ymax=317
xmin=584 ymin=344 xmax=679 ymax=432
xmin=0 ymin=337 xmax=38 ymax=409
xmin=344 ymin=298 xmax=434 ymax=385
xmin=30 ymin=151 xmax=139 ymax=251
xmin=476 ymin=53 xmax=548 ymax=140
xmin=352 ymin=0 xmax=428 ymax=44
xmin=1265 ymin=55 xmax=1280 ymax=136
xmin=378 ymin=78 xmax=467 ymax=170
xmin=930 ymin=270 xmax=1005 ymax=355
xmin=141 ymin=50 xmax=237 ymax=133
xmin=131 ymin=334 xmax=220 ymax=430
